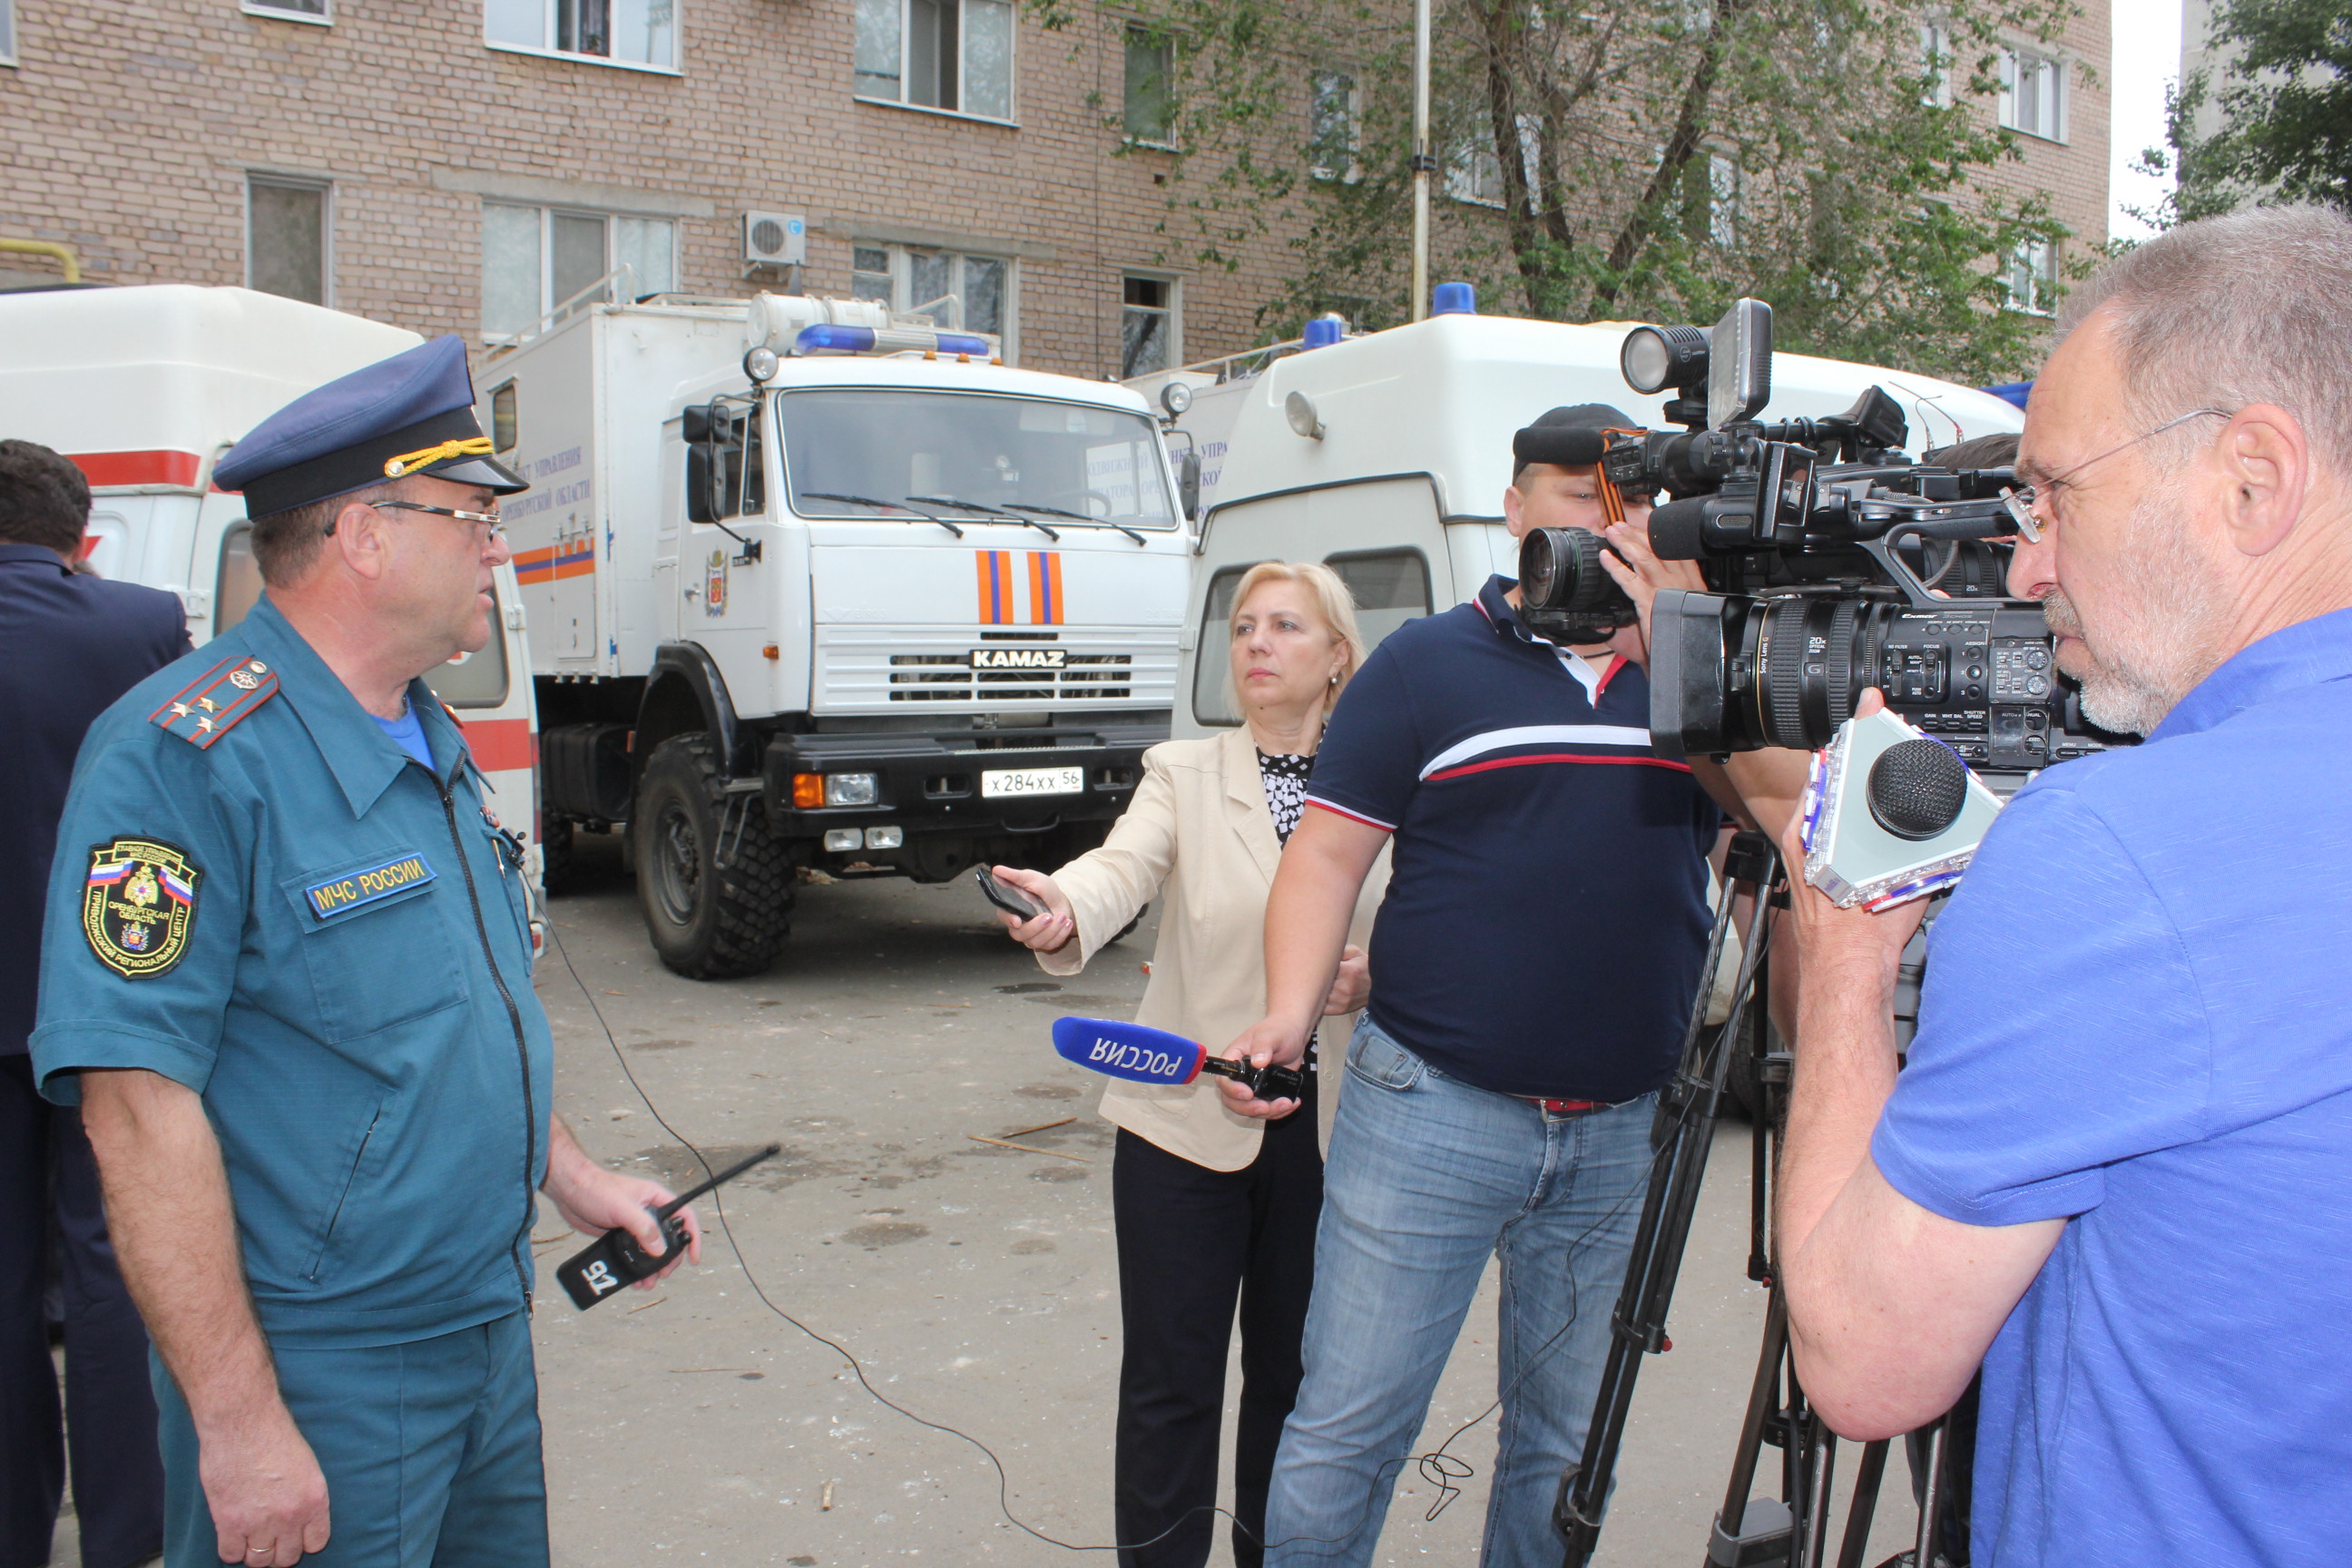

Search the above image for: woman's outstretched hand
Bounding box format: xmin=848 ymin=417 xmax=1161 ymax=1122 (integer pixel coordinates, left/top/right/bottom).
xmin=991 ymin=865 xmax=1076 ymax=954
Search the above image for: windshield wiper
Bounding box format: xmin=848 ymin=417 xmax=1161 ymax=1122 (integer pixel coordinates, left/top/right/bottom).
xmin=1003 ymin=502 xmax=1145 ymax=545
xmin=799 ymin=491 xmax=962 ymax=538
xmin=908 ymin=495 xmax=1059 ymax=541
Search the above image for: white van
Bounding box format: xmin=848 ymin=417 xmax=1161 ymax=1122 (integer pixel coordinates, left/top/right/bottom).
xmin=0 ymin=285 xmax=540 ymax=862
xmin=1132 ymin=307 xmax=2026 ymax=738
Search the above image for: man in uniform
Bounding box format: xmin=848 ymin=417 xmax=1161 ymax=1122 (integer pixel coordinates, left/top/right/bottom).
xmin=29 ymin=336 xmax=701 ymax=1568
xmin=2 ymin=439 xmax=185 ymax=1568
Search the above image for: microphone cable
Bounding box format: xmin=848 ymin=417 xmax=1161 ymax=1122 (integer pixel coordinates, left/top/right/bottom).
xmin=546 ymin=920 xmax=1709 ymax=1556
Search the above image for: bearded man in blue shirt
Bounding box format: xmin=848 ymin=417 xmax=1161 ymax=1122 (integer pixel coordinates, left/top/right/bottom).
xmin=1779 ymin=204 xmax=2352 ymax=1565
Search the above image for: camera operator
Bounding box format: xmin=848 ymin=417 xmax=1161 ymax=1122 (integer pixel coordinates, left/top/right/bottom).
xmin=1776 ymin=205 xmax=2352 ymax=1565
xmin=1218 ymin=405 xmax=1796 ymax=1567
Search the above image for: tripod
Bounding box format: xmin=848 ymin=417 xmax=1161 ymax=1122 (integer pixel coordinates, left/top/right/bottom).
xmin=1552 ymin=832 xmax=1960 ymax=1568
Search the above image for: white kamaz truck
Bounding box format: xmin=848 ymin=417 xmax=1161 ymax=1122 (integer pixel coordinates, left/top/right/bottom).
xmin=481 ymin=290 xmax=1191 ymax=978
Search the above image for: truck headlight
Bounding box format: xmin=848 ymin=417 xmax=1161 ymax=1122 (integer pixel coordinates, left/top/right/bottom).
xmin=822 ymin=828 xmax=863 ymax=852
xmin=825 ymin=773 xmax=879 ymax=807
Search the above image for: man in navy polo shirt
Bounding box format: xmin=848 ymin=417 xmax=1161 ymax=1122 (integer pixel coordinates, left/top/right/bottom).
xmin=1777 ymin=205 xmax=2352 ymax=1566
xmin=1220 ymin=406 xmax=1793 ymax=1567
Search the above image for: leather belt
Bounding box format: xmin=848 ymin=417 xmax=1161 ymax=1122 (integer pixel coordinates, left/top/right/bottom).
xmin=1524 ymin=1096 xmax=1616 ymax=1118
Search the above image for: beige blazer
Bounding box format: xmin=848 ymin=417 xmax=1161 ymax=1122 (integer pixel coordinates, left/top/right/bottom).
xmin=1038 ymin=727 xmax=1387 ymax=1171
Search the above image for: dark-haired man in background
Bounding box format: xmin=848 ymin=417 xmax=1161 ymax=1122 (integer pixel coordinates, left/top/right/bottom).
xmin=1 ymin=438 xmax=186 ymax=1568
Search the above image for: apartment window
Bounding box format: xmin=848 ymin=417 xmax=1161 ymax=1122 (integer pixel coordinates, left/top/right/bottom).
xmin=850 ymin=242 xmax=1012 ymax=345
xmin=1446 ymin=114 xmax=1539 ymax=208
xmin=1121 ymin=276 xmax=1176 ymax=378
xmin=854 ymin=0 xmax=1014 ymax=121
xmin=1308 ymin=70 xmax=1358 ymax=181
xmin=1123 ymin=25 xmax=1174 ymax=144
xmin=1447 ymin=132 xmax=1503 ymax=206
xmin=485 ymin=0 xmax=677 ymax=71
xmin=247 ymin=179 xmax=329 ymax=306
xmin=1999 ymin=46 xmax=2065 ymax=141
xmin=482 ymin=204 xmax=677 ymax=340
xmin=244 ymin=0 xmax=329 ymax=22
xmin=1918 ymin=20 xmax=1952 ymax=107
xmin=2004 ymin=239 xmax=2059 ymax=315
xmin=1708 ymin=154 xmax=1741 ymax=249
xmin=0 ymin=2 xmax=15 ymax=66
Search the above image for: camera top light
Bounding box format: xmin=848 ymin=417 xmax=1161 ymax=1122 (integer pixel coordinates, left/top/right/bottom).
xmin=1621 ymin=324 xmax=1710 ymax=396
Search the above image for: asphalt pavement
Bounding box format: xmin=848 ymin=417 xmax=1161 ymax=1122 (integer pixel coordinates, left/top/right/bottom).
xmin=52 ymin=835 xmax=1926 ymax=1567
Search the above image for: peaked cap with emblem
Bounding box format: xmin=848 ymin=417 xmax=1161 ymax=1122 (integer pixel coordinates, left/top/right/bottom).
xmin=212 ymin=335 xmax=528 ymax=516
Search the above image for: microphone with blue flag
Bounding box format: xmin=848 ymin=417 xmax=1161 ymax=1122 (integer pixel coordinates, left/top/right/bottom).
xmin=1052 ymin=1016 xmax=1306 ymax=1102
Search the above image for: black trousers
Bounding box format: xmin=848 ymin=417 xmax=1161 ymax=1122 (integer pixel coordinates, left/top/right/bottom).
xmin=1111 ymin=1082 xmax=1322 ymax=1568
xmin=0 ymin=1054 xmax=164 ymax=1568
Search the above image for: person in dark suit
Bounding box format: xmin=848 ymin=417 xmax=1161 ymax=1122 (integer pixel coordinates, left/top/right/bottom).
xmin=1 ymin=439 xmax=188 ymax=1568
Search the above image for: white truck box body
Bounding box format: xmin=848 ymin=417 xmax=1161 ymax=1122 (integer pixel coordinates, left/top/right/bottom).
xmin=0 ymin=285 xmax=541 ymax=836
xmin=484 ymin=302 xmax=1187 ymax=728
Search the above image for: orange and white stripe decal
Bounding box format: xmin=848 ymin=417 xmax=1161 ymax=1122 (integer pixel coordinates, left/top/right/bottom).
xmin=513 ymin=542 xmax=594 ymax=585
xmin=1026 ymin=551 xmax=1063 ymax=625
xmin=975 ymin=550 xmax=1063 ymax=625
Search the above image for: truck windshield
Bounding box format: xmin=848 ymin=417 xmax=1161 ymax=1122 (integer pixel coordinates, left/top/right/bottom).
xmin=776 ymin=389 xmax=1179 ymax=531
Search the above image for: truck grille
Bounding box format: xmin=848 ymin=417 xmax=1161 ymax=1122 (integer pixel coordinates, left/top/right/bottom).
xmin=815 ymin=626 xmax=1179 ymax=713
xmin=888 ymin=652 xmax=1132 ymax=701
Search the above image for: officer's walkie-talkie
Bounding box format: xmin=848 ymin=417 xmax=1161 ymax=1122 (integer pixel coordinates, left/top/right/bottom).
xmin=555 ymin=1143 xmax=779 ymax=1310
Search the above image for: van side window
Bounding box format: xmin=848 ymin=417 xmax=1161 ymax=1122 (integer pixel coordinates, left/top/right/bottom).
xmin=1325 ymin=548 xmax=1430 ymax=652
xmin=1191 ymin=562 xmax=1264 ymax=727
xmin=214 ymin=521 xmax=264 ymax=637
xmin=422 ymin=580 xmax=511 ymax=708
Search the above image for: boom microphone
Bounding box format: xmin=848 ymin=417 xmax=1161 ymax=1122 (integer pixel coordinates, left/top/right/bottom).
xmin=1051 ymin=1016 xmax=1306 ymax=1102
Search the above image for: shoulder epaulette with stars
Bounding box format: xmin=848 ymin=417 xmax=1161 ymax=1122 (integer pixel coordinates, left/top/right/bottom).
xmin=149 ymin=654 xmax=279 ymax=748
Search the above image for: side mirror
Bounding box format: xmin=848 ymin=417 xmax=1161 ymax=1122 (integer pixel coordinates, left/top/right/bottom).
xmin=1176 ymin=449 xmax=1201 ymax=522
xmin=681 ymin=403 xmax=740 ymax=524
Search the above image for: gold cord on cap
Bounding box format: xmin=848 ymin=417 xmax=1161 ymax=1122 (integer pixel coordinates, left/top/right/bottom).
xmin=383 ymin=436 xmax=495 ymax=477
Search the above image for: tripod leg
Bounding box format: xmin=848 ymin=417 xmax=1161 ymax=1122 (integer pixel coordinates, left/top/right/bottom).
xmin=1558 ymin=834 xmax=1782 ymax=1568
xmin=1912 ymin=1419 xmax=1949 ymax=1568
xmin=1832 ymin=1440 xmax=1887 ymax=1568
xmin=1796 ymin=1421 xmax=1837 ymax=1568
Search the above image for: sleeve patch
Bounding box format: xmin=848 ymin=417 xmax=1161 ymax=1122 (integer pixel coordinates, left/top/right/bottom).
xmin=151 ymin=656 xmax=279 ymax=748
xmin=83 ymin=838 xmax=201 ymax=978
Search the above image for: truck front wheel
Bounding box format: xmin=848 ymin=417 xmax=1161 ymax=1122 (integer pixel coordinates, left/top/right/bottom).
xmin=632 ymin=734 xmax=793 ymax=979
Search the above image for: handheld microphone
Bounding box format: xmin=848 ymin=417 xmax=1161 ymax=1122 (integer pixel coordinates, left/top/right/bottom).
xmin=555 ymin=1142 xmax=780 ymax=1310
xmin=1051 ymin=1016 xmax=1306 ymax=1103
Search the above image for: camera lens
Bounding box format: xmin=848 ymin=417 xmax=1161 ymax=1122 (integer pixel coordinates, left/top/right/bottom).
xmin=1519 ymin=527 xmax=1629 ymax=615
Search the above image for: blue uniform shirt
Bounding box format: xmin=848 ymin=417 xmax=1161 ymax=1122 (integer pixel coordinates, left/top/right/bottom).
xmin=1305 ymin=576 xmax=1720 ymax=1102
xmin=32 ymin=594 xmax=551 ymax=1350
xmin=1873 ymin=606 xmax=2352 ymax=1566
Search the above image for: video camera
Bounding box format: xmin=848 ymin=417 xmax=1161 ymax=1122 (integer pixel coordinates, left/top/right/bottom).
xmin=1539 ymin=299 xmax=2124 ymax=771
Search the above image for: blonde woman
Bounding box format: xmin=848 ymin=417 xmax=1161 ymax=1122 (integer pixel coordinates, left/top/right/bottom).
xmin=990 ymin=562 xmax=1387 ymax=1568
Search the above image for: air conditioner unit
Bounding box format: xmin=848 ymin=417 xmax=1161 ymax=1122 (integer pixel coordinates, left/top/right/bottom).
xmin=743 ymin=211 xmax=808 ymax=268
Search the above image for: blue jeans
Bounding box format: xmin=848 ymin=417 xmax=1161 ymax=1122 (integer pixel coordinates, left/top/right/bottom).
xmin=1262 ymin=1018 xmax=1656 ymax=1568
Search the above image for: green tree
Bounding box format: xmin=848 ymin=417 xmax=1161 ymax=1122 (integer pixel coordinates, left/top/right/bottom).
xmin=1063 ymin=0 xmax=2082 ymax=384
xmin=2153 ymin=0 xmax=2352 ymax=222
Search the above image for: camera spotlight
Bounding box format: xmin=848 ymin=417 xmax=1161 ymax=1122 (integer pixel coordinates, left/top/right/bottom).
xmin=1621 ymin=324 xmax=1710 ymax=396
